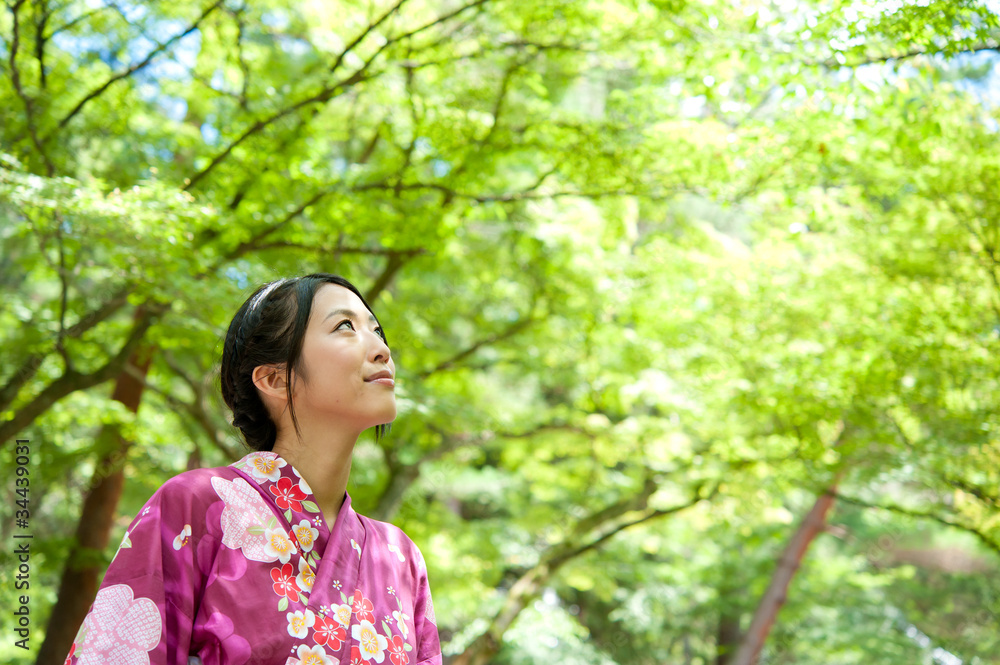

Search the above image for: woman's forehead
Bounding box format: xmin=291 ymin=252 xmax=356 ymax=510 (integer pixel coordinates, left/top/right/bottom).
xmin=311 ymin=283 xmax=376 ymax=323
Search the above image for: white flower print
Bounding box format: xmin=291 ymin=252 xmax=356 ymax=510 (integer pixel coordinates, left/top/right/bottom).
xmin=351 ymin=620 xmax=388 ymax=663
xmin=292 ymin=519 xmax=319 ymax=553
xmin=211 ymin=476 xmax=280 ymax=562
xmin=288 ymin=464 xmax=314 ymax=493
xmin=332 ymin=603 xmax=352 ymax=628
xmin=288 ymin=643 xmax=333 ymax=665
xmin=74 ymin=584 xmax=161 ymax=665
xmin=392 ymin=610 xmax=411 ymax=639
xmin=296 ymin=556 xmax=315 ymax=594
xmin=172 ymin=524 xmax=192 ymax=550
xmin=286 ymin=609 xmax=316 ymax=638
xmin=263 ymin=526 xmax=296 ymax=564
xmin=332 ymin=580 xmax=342 ymax=590
xmin=247 ymin=452 xmax=286 ymax=482
xmin=297 ymin=476 xmax=313 ymax=495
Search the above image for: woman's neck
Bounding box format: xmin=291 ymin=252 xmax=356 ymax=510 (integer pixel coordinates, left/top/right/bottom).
xmin=271 ymin=425 xmax=358 ymax=528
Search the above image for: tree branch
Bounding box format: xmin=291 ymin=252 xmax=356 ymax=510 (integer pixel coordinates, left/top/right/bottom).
xmin=49 ymin=0 xmax=225 ymax=135
xmin=387 ymin=0 xmax=490 ymax=49
xmin=183 ymin=68 xmax=375 ymax=190
xmin=814 ymin=41 xmax=1000 ymax=69
xmin=0 ymin=302 xmax=166 ymax=447
xmin=328 ymin=0 xmax=410 ymax=74
xmin=7 ymin=0 xmax=54 ymax=174
xmin=123 ymin=359 xmax=240 ymax=460
xmin=225 ymin=116 xmax=315 ymax=211
xmin=46 ymin=4 xmax=111 ymax=37
xmin=440 ymin=53 xmax=531 ymax=195
xmin=834 ymin=493 xmax=1000 ymax=559
xmin=452 ymin=484 xmax=711 ymax=665
xmin=944 ymin=476 xmax=1000 ymax=509
xmin=366 ymin=249 xmax=414 ymax=302
xmin=33 ymin=0 xmax=52 ymax=88
xmin=232 ymin=4 xmax=251 ymax=109
xmin=54 ymin=222 xmax=72 ymax=371
xmin=243 ymin=241 xmax=426 ymax=258
xmin=548 ymin=486 xmax=713 ymax=569
xmin=417 ymin=315 xmax=536 ymax=379
xmin=184 ymin=0 xmax=491 ymax=190
xmin=0 ymin=286 xmax=130 ymax=412
xmin=357 ymin=180 xmax=671 ymax=203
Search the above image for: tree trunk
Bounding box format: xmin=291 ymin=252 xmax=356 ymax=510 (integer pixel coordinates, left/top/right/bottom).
xmin=716 ymin=545 xmax=745 ymax=665
xmin=716 ymin=605 xmax=742 ymax=665
xmin=35 ymin=346 xmax=153 ymax=665
xmin=370 ymin=460 xmax=421 ymax=522
xmin=728 ymin=485 xmax=840 ymax=665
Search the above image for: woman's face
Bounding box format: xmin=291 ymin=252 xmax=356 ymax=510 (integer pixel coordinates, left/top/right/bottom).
xmin=290 ymin=283 xmax=396 ymax=433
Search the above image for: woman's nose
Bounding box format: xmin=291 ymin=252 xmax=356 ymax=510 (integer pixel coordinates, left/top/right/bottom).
xmin=370 ymin=332 xmax=391 ymax=363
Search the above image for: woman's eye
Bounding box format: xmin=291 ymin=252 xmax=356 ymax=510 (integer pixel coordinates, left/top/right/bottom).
xmin=336 ymin=320 xmax=355 ymax=331
xmin=375 ymin=328 xmax=387 ymax=342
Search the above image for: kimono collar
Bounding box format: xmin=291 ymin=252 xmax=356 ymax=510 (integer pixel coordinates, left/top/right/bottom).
xmin=231 ymin=450 xmax=362 ymax=559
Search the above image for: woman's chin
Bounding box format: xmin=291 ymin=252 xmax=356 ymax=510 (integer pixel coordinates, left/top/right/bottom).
xmin=374 ymin=404 xmax=397 ymax=427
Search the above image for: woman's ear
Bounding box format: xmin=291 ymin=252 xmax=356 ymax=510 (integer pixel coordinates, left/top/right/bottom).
xmin=252 ymin=364 xmax=288 ymax=403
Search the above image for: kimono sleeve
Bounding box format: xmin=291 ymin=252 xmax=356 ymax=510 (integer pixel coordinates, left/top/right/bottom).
xmin=66 ymin=472 xmax=218 ymax=665
xmin=411 ymin=544 xmax=443 ymax=665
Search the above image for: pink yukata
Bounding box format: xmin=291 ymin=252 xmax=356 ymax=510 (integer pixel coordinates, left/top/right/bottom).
xmin=66 ymin=451 xmax=442 ymax=665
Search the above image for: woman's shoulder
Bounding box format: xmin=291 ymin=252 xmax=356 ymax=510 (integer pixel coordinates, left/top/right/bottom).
xmin=357 ymin=512 xmax=428 ymax=563
xmin=147 ymin=462 xmax=245 ymax=508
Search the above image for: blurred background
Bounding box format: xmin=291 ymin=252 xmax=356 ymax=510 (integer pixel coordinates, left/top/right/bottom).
xmin=2 ymin=0 xmax=1000 ymax=663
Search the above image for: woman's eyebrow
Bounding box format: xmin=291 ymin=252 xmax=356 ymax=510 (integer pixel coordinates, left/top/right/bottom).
xmin=323 ymin=308 xmax=378 ymax=325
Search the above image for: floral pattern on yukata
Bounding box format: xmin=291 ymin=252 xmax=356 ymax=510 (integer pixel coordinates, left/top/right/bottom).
xmin=71 ymin=584 xmax=161 ymax=665
xmin=211 ymin=475 xmax=284 ymax=562
xmin=69 ymin=451 xmax=441 ymax=665
xmin=233 ymin=455 xmax=421 ymax=662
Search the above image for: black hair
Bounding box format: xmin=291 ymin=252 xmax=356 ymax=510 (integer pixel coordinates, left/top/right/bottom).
xmin=220 ymin=273 xmax=391 ymax=451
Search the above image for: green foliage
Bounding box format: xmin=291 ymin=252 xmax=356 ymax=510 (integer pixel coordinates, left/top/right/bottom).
xmin=2 ymin=0 xmax=1000 ymax=663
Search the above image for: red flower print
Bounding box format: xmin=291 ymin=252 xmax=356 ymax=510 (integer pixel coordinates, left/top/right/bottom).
xmin=314 ymin=614 xmax=347 ymax=650
xmin=350 ymin=645 xmax=368 ymax=665
xmin=64 ymin=643 xmax=75 ymax=665
xmin=269 ymin=476 xmax=307 ymax=512
xmin=352 ymin=589 xmax=375 ymax=623
xmin=270 ymin=563 xmax=300 ymax=602
xmin=388 ymin=635 xmax=409 ymax=665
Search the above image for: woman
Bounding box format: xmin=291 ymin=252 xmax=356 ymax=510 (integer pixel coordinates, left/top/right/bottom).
xmin=66 ymin=274 xmax=442 ymax=665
